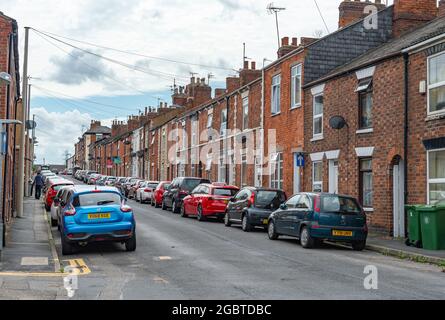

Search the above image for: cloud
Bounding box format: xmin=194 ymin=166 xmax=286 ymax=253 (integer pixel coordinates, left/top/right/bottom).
xmin=33 ymin=107 xmax=92 ymax=164
xmin=49 ymin=50 xmax=115 ymax=85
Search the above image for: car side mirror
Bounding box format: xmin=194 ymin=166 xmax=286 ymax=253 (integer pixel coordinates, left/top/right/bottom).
xmin=230 ymin=197 xmax=236 ymax=202
xmin=280 ymin=204 xmax=288 ymax=210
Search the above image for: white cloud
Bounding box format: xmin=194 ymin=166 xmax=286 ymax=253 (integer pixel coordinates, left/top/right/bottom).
xmin=32 ymin=107 xmax=92 ymax=164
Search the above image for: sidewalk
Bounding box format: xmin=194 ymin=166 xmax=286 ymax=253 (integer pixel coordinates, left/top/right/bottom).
xmin=0 ymin=198 xmax=66 ymax=300
xmin=367 ymin=234 xmax=445 ymax=266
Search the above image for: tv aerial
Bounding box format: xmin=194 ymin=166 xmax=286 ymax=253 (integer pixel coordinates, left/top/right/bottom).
xmin=267 ymin=3 xmax=286 ymax=50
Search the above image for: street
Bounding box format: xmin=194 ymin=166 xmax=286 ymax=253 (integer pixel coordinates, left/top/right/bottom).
xmin=49 ymin=176 xmax=445 ymax=300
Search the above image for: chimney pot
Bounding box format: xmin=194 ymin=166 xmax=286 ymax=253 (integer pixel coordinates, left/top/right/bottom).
xmin=281 ymin=37 xmax=289 ymax=46
xmin=291 ymin=37 xmax=298 ymax=46
xmin=251 ymin=61 xmax=256 ymax=70
xmin=439 ymin=0 xmax=445 ymax=17
xmin=244 ymin=60 xmax=249 ymax=69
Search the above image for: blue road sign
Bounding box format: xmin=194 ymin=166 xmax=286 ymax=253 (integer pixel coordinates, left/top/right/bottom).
xmin=295 ymin=153 xmax=305 ymax=167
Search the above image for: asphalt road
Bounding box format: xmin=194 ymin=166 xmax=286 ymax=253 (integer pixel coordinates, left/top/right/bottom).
xmin=52 ymin=177 xmax=445 ymax=300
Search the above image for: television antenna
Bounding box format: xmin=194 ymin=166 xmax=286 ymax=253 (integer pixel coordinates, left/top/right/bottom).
xmin=267 ymin=3 xmax=286 ymax=50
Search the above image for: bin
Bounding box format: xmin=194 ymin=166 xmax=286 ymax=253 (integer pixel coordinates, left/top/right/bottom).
xmin=419 ymin=205 xmax=445 ymax=250
xmin=405 ymin=205 xmax=422 ymax=248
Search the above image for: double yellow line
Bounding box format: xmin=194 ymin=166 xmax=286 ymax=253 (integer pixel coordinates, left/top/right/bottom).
xmin=0 ymin=259 xmax=91 ymax=278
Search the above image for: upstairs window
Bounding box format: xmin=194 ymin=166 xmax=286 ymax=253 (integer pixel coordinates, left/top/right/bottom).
xmin=291 ymin=64 xmax=302 ymax=108
xmin=220 ymin=109 xmax=227 ymax=136
xmin=428 ymin=52 xmax=445 ymax=115
xmin=271 ymin=74 xmax=281 ymax=115
xmin=243 ymin=97 xmax=249 ymax=130
xmin=313 ymin=94 xmax=324 ymax=138
xmin=357 ymin=78 xmax=373 ymax=129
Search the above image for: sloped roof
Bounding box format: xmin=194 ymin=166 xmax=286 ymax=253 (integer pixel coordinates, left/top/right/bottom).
xmin=85 ymin=126 xmax=111 ymax=135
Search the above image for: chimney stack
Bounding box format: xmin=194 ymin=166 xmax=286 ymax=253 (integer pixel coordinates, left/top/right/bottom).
xmin=277 ymin=36 xmax=299 ymax=58
xmin=339 ymin=0 xmax=386 ymax=29
xmin=438 ymin=0 xmax=445 ymax=18
xmin=393 ymin=0 xmax=437 ymax=37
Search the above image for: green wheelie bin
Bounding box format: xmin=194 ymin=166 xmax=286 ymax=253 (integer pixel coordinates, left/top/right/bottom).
xmin=419 ymin=205 xmax=445 ymax=250
xmin=405 ymin=205 xmax=422 ymax=248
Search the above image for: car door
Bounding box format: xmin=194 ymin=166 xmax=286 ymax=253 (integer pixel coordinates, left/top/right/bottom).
xmin=235 ymin=189 xmax=250 ymax=221
xmin=228 ymin=189 xmax=245 ymax=221
xmin=188 ymin=186 xmax=200 ymax=214
xmin=275 ymin=194 xmax=300 ymax=235
xmin=293 ymin=195 xmax=312 ymax=237
xmin=166 ymin=179 xmax=179 ymax=207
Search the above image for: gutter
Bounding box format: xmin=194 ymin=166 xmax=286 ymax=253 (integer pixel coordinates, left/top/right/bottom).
xmin=402 ymin=33 xmax=445 ymax=54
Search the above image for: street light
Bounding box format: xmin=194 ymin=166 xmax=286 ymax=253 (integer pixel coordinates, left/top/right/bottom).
xmin=0 ymin=72 xmax=11 ymax=85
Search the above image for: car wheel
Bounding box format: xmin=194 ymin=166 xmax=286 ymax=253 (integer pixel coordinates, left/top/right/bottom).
xmin=162 ymin=200 xmax=167 ymax=210
xmin=300 ymin=226 xmax=315 ymax=249
xmin=172 ymin=200 xmax=179 ymax=214
xmin=61 ymin=235 xmax=75 ymax=256
xmin=224 ymin=212 xmax=232 ymax=227
xmin=197 ymin=205 xmax=206 ymax=222
xmin=51 ymin=218 xmax=58 ymax=227
xmin=268 ymin=221 xmax=279 ymax=240
xmin=125 ymin=230 xmax=137 ymax=252
xmin=180 ymin=204 xmax=188 ymax=218
xmin=352 ymin=240 xmax=366 ymax=251
xmin=241 ymin=214 xmax=252 ymax=232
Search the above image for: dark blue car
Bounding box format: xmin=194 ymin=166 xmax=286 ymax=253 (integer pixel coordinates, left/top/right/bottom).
xmin=59 ymin=186 xmax=136 ymax=255
xmin=267 ymin=193 xmax=368 ymax=251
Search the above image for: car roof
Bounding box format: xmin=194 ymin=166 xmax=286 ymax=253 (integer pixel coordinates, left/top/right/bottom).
xmin=201 ymin=183 xmax=239 ymax=189
xmin=71 ymin=186 xmax=120 ymax=194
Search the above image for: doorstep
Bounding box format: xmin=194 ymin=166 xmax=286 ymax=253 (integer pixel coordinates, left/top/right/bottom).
xmin=0 ymin=198 xmax=59 ymax=273
xmin=366 ymin=234 xmax=445 ymax=266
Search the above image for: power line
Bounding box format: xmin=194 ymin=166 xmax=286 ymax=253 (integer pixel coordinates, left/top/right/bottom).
xmin=313 ymin=0 xmax=330 ymax=35
xmin=31 ymin=28 xmax=237 ymax=72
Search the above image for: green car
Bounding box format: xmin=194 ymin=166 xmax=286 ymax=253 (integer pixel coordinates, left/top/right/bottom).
xmin=267 ymin=193 xmax=368 ymax=251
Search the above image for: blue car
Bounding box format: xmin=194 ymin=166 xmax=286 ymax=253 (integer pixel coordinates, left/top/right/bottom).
xmin=59 ymin=186 xmax=136 ymax=255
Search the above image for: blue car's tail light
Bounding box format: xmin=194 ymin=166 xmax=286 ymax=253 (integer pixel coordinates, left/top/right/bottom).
xmin=64 ymin=204 xmax=77 ymax=216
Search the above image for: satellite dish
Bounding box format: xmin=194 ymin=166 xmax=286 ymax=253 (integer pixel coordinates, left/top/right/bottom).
xmin=329 ymin=116 xmax=347 ymax=130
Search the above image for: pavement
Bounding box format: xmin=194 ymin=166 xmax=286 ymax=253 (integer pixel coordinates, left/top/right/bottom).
xmin=0 ymin=177 xmax=444 ymax=300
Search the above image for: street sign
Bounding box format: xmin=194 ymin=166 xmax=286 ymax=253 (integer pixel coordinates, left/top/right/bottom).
xmin=295 ymin=153 xmax=305 ymax=167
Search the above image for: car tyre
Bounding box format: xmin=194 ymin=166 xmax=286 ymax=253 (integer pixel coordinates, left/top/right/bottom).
xmin=241 ymin=214 xmax=252 ymax=232
xmin=61 ymin=235 xmax=75 ymax=256
xmin=162 ymin=199 xmax=167 ymax=211
xmin=224 ymin=212 xmax=231 ymax=227
xmin=180 ymin=204 xmax=188 ymax=218
xmin=300 ymin=226 xmax=315 ymax=249
xmin=125 ymin=230 xmax=137 ymax=252
xmin=352 ymin=240 xmax=366 ymax=251
xmin=197 ymin=205 xmax=206 ymax=222
xmin=172 ymin=200 xmax=179 ymax=214
xmin=267 ymin=221 xmax=279 ymax=240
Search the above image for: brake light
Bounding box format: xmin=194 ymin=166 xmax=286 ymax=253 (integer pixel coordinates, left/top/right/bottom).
xmin=248 ymin=193 xmax=255 ymax=208
xmin=64 ymin=205 xmax=76 ymax=216
xmin=314 ymin=195 xmax=321 ymax=213
xmin=179 ymin=190 xmax=188 ymax=196
xmin=121 ymin=202 xmax=132 ymax=213
xmin=144 ymin=188 xmax=152 ymax=192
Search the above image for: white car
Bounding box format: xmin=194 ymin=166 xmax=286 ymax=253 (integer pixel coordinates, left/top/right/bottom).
xmin=136 ymin=181 xmax=159 ymax=203
xmin=50 ymin=186 xmax=74 ymax=227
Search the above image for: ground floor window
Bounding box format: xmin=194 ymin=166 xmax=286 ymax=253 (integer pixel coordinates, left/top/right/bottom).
xmin=428 ymin=149 xmax=445 ymax=204
xmin=360 ymin=158 xmax=373 ymax=208
xmin=312 ymin=161 xmax=323 ymax=192
xmin=241 ymin=152 xmax=247 ymax=187
xmin=270 ymin=153 xmax=283 ymax=189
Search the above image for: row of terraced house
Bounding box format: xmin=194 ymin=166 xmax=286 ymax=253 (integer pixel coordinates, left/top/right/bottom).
xmin=73 ymin=0 xmax=445 ymax=237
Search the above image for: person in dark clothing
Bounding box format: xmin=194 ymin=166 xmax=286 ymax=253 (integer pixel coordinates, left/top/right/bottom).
xmin=33 ymin=171 xmax=45 ymax=200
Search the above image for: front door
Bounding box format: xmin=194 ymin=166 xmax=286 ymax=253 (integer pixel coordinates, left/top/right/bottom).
xmin=329 ymin=160 xmax=339 ymax=194
xmin=393 ymin=160 xmax=405 ymax=238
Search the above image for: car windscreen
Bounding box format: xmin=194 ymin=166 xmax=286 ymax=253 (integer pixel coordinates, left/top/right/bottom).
xmin=255 ymin=191 xmax=286 ymax=209
xmin=320 ymin=195 xmax=361 ymax=214
xmin=147 ymin=183 xmax=158 ymax=189
xmin=213 ymin=188 xmax=239 ymax=196
xmin=182 ymin=179 xmax=202 ymax=192
xmin=53 ymin=184 xmax=73 ymax=191
xmin=73 ymin=192 xmax=122 ymax=207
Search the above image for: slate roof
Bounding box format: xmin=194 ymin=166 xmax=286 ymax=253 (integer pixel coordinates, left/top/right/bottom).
xmin=85 ymin=126 xmax=112 ymax=135
xmin=305 ymin=14 xmax=445 ymax=87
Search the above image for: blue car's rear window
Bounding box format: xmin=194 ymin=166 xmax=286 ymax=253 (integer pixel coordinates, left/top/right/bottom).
xmin=320 ymin=195 xmax=361 ymax=214
xmin=73 ymin=192 xmax=122 ymax=207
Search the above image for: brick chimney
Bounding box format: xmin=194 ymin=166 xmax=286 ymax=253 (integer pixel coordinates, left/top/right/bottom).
xmin=239 ymin=61 xmax=262 ymax=86
xmin=438 ymin=0 xmax=445 ymax=18
xmin=226 ymin=77 xmax=240 ymax=93
xmin=89 ymin=120 xmax=102 ymax=131
xmin=339 ymin=0 xmax=386 ymax=29
xmin=393 ymin=0 xmax=437 ymax=37
xmin=277 ymin=37 xmax=299 ymax=58
xmin=112 ymin=120 xmax=127 ymax=137
xmin=215 ymin=88 xmax=226 ymax=98
xmin=172 ymin=86 xmax=188 ymax=107
xmin=185 ymin=77 xmax=212 ymax=108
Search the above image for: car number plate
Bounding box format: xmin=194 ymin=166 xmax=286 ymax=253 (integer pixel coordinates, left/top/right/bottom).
xmin=88 ymin=213 xmax=111 ymax=220
xmin=263 ymin=219 xmax=269 ymax=225
xmin=333 ymin=230 xmax=353 ymax=237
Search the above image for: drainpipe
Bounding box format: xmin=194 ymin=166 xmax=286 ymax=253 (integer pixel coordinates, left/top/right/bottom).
xmin=403 ymin=52 xmax=409 ymax=238
xmin=260 ymin=60 xmax=266 ymax=187
xmin=225 ymin=96 xmax=230 ymax=182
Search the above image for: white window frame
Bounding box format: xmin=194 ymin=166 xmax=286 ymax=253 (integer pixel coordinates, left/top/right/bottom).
xmin=291 ymin=64 xmax=302 ymax=109
xmin=313 ymin=93 xmax=324 ymax=139
xmin=271 ymin=74 xmax=281 ymax=115
xmin=218 ymin=156 xmax=226 ymax=183
xmin=242 ymin=96 xmax=249 ymax=130
xmin=191 ymin=117 xmax=198 ymax=147
xmin=241 ymin=150 xmax=247 ymax=187
xmin=427 ymin=148 xmax=445 ymax=204
xmin=207 ymin=113 xmax=213 ymax=129
xmin=312 ymin=161 xmax=323 ymax=192
xmin=220 ymin=109 xmax=228 ymax=136
xmin=427 ymin=51 xmax=445 ymax=116
xmin=270 ymin=152 xmax=283 ymax=189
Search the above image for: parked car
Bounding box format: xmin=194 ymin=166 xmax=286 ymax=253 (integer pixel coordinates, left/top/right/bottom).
xmin=128 ymin=180 xmax=144 ymax=199
xmin=44 ymin=179 xmax=75 ymax=212
xmin=267 ymin=193 xmax=368 ymax=251
xmin=84 ymin=171 xmax=98 ymax=183
xmin=151 ymin=181 xmax=171 ymax=208
xmin=104 ymin=176 xmax=117 ymax=186
xmin=114 ymin=177 xmax=127 ymax=195
xmin=95 ymin=176 xmax=108 ymax=186
xmin=224 ymin=187 xmax=287 ymax=232
xmin=162 ymin=177 xmax=211 ymax=213
xmin=136 ymin=181 xmax=160 ymax=203
xmin=87 ymin=173 xmax=101 ymax=185
xmin=59 ymin=186 xmax=136 ymax=255
xmin=123 ymin=178 xmax=139 ymax=197
xmin=67 ymin=169 xmax=73 ymax=175
xmin=181 ymin=183 xmax=239 ymax=221
xmin=50 ymin=185 xmax=74 ymax=227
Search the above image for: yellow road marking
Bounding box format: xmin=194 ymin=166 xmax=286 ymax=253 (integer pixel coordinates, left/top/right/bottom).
xmin=0 ymin=259 xmax=91 ymax=277
xmin=157 ymin=256 xmax=172 ymax=261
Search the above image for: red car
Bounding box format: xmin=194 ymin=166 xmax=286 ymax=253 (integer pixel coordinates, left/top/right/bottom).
xmin=151 ymin=181 xmax=171 ymax=208
xmin=44 ymin=179 xmax=74 ymax=212
xmin=180 ymin=184 xmax=239 ymax=221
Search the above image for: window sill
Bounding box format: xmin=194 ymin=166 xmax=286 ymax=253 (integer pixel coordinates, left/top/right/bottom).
xmin=311 ymin=136 xmax=324 ymax=142
xmin=290 ymin=105 xmax=302 ymax=111
xmin=356 ymin=128 xmax=374 ymax=134
xmin=425 ymin=112 xmax=445 ymax=122
xmin=271 ymin=112 xmax=281 ymax=117
xmin=364 ymin=208 xmax=374 ymax=213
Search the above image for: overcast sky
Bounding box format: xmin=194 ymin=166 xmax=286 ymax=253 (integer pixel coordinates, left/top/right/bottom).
xmin=1 ymin=0 xmax=394 ymax=164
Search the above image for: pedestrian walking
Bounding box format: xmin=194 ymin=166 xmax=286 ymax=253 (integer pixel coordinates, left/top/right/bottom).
xmin=32 ymin=171 xmax=44 ymax=200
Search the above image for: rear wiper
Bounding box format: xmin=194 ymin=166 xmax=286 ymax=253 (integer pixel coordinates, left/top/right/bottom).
xmin=97 ymin=200 xmax=115 ymax=206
